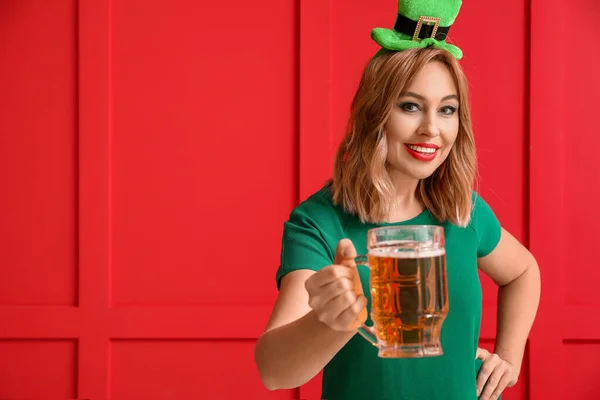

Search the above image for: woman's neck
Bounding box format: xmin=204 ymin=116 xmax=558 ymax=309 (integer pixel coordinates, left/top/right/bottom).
xmin=385 ymin=194 xmax=424 ymax=223
xmin=386 ymin=172 xmax=423 ymax=223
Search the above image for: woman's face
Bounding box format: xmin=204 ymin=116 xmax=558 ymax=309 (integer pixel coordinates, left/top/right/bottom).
xmin=384 ymin=61 xmax=460 ymax=182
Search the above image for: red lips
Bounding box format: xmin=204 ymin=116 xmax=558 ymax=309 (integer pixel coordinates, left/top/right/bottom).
xmin=404 ymin=143 xmax=439 ymax=162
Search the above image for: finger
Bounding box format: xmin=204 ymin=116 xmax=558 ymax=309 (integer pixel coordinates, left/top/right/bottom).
xmin=475 ymin=358 xmax=497 ymax=397
xmin=479 ymin=366 xmax=505 ymax=400
xmin=321 ymin=277 xmax=355 ymax=300
xmin=337 ymin=295 xmax=368 ymax=329
xmin=320 ymin=289 xmax=357 ymax=323
xmin=306 ymin=265 xmax=354 ymax=290
xmin=490 ymin=371 xmax=513 ymax=400
xmin=308 ymin=277 xmax=354 ymax=309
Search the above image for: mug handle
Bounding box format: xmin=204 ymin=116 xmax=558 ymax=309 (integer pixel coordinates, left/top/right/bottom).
xmin=352 ymin=254 xmax=378 ymax=346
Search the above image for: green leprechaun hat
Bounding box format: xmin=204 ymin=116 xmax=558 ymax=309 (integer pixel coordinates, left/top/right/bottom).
xmin=371 ymin=0 xmax=464 ymax=60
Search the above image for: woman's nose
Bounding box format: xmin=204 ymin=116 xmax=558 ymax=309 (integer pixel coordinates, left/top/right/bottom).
xmin=418 ymin=115 xmax=440 ymax=137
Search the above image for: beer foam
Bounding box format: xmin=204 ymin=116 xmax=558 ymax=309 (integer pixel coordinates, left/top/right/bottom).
xmin=368 ymin=246 xmax=445 ymax=258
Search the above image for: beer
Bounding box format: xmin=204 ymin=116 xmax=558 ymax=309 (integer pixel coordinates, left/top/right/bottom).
xmin=368 ymin=245 xmax=448 ymax=357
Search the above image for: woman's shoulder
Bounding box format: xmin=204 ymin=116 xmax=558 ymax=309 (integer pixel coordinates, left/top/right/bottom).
xmin=285 ymin=183 xmax=354 ymax=232
xmin=291 ymin=184 xmax=338 ymax=218
xmin=469 ymin=190 xmax=499 ymax=222
xmin=467 ymin=190 xmax=502 ymax=257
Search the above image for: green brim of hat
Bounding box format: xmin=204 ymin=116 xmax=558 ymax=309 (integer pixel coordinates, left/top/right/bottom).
xmin=371 ymin=28 xmax=463 ymax=60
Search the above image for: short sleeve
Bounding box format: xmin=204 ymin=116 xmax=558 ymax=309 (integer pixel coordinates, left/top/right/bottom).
xmin=470 ymin=192 xmax=502 ymax=258
xmin=276 ymin=195 xmax=334 ymax=289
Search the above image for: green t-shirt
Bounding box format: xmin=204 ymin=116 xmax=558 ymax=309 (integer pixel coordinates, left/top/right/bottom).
xmin=276 ymin=185 xmax=502 ymax=400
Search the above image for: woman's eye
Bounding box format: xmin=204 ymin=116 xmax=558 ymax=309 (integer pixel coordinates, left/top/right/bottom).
xmin=400 ymin=102 xmax=419 ymax=112
xmin=440 ymin=106 xmax=457 ymax=115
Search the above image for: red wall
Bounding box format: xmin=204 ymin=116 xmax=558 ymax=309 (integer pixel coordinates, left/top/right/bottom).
xmin=0 ymin=0 xmax=597 ymax=399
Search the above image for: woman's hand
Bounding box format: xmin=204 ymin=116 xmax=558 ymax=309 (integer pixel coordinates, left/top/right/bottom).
xmin=304 ymin=239 xmax=367 ymax=331
xmin=476 ymin=347 xmax=518 ymax=399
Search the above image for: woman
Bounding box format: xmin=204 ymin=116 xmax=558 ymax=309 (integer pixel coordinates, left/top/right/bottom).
xmin=255 ymin=1 xmax=540 ymax=399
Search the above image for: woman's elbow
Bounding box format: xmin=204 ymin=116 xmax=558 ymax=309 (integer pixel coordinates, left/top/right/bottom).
xmin=254 ymin=337 xmax=282 ymax=391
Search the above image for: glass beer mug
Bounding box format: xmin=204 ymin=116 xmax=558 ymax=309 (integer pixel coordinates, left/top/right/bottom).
xmin=354 ymin=225 xmax=449 ymax=358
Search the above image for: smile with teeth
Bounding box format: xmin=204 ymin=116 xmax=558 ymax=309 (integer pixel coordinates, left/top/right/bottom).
xmin=406 ymin=144 xmax=438 ymax=154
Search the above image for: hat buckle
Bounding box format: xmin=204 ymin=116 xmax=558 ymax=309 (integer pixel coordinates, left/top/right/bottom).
xmin=412 ymin=16 xmax=441 ymax=41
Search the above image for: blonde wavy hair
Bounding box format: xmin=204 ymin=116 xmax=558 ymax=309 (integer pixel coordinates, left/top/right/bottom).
xmin=330 ymin=47 xmax=477 ymax=227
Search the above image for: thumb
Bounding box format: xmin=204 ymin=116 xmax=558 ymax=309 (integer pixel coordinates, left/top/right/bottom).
xmin=334 ymin=239 xmax=365 ymax=300
xmin=334 ymin=238 xmax=357 ymax=266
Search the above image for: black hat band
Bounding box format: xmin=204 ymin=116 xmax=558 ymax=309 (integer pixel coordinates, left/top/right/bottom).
xmin=394 ymin=14 xmax=451 ymax=41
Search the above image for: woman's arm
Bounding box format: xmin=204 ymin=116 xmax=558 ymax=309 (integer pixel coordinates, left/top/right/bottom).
xmin=478 ymin=227 xmax=541 ymax=371
xmin=476 ymin=227 xmax=541 ymax=399
xmin=254 ymin=269 xmax=357 ymax=390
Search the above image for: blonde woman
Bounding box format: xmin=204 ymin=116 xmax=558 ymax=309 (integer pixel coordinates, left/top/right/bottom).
xmin=255 ymin=2 xmax=540 ymax=399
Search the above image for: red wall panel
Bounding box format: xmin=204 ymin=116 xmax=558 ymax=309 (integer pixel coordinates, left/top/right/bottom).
xmin=528 ymin=0 xmax=600 ymax=399
xmin=0 ymin=0 xmax=78 ymax=307
xmin=109 ymin=0 xmax=297 ymax=307
xmin=562 ymin=343 xmax=600 ymax=397
xmin=110 ymin=340 xmax=295 ymax=400
xmin=0 ymin=340 xmax=77 ymax=399
xmin=562 ymin=1 xmax=600 ymax=309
